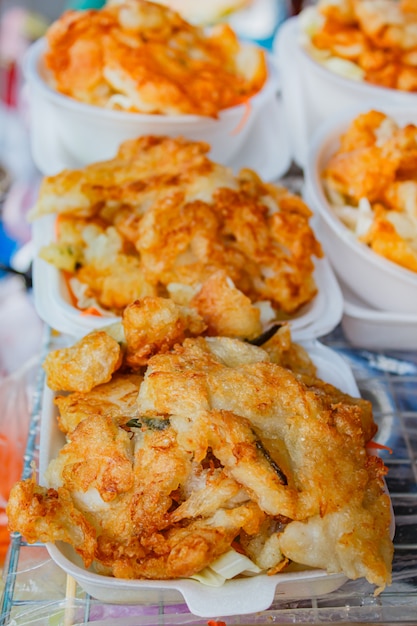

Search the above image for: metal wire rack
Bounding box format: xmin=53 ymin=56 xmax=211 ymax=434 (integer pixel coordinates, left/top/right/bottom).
xmin=1 ymin=322 xmax=417 ymax=625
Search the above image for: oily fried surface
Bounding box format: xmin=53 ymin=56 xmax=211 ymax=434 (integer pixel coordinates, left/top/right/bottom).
xmin=8 ymin=323 xmax=392 ymax=590
xmin=322 ymin=109 xmax=417 ymax=273
xmin=303 ymin=0 xmax=417 ymax=92
xmin=31 ymin=136 xmax=323 ymax=331
xmin=55 ymin=372 xmax=142 ymax=434
xmin=122 ymin=297 xmax=206 ymax=367
xmin=43 ymin=331 xmax=123 ymax=392
xmin=43 ymin=0 xmax=266 ymax=116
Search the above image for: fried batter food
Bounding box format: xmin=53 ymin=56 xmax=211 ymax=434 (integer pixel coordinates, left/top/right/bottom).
xmin=31 ymin=135 xmax=323 ymax=335
xmin=122 ymin=296 xmax=206 ymax=367
xmin=322 ymin=110 xmax=417 ymax=273
xmin=302 ymin=0 xmax=417 ymax=92
xmin=55 ymin=373 xmax=141 ymax=434
xmin=7 ymin=322 xmax=393 ymax=591
xmin=43 ymin=0 xmax=266 ymax=116
xmin=43 ymin=331 xmax=123 ymax=392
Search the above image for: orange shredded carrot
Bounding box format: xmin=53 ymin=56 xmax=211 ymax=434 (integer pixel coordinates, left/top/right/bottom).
xmin=80 ymin=306 xmax=103 ymax=317
xmin=207 ymin=621 xmax=227 ymax=626
xmin=231 ymin=100 xmax=252 ymax=136
xmin=366 ymin=441 xmax=393 ymax=454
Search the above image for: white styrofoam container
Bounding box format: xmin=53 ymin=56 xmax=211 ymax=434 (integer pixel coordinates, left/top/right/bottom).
xmin=32 ymin=213 xmax=343 ymax=341
xmin=23 ymin=38 xmax=285 ymax=177
xmin=274 ymin=17 xmax=417 ymax=168
xmin=38 ymin=340 xmax=361 ymax=618
xmin=341 ymin=282 xmax=417 ymax=351
xmin=303 ymin=105 xmax=417 ymax=316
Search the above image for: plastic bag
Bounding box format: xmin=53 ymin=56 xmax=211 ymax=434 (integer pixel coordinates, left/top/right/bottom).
xmin=0 ymin=356 xmax=39 ymax=563
xmin=0 ymin=276 xmax=43 ymax=564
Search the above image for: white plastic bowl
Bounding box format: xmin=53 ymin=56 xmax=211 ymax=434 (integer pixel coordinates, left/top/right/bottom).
xmin=24 ymin=37 xmax=278 ymax=175
xmin=304 ymin=105 xmax=417 ymax=316
xmin=340 ymin=282 xmax=417 ymax=351
xmin=274 ymin=17 xmax=417 ymax=168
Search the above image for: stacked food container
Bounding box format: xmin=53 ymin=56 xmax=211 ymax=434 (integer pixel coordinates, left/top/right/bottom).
xmin=276 ymin=2 xmax=417 ymax=349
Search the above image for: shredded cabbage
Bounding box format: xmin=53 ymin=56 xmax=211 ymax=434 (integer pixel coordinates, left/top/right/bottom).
xmin=190 ymin=548 xmax=263 ymax=587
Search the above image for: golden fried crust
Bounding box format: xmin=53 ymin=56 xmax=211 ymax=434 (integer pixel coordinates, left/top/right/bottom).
xmin=50 ymin=415 xmax=134 ymax=502
xmin=6 ymin=478 xmax=96 ymax=566
xmin=191 ymin=271 xmax=262 ymax=339
xmin=55 ymin=372 xmax=141 ymax=434
xmin=8 ymin=334 xmax=392 ymax=588
xmin=122 ymin=297 xmax=206 ymax=367
xmin=138 ymin=338 xmax=383 ymax=521
xmin=131 ymin=428 xmax=192 ymax=535
xmin=299 ymin=376 xmax=377 ymax=443
xmin=43 ymin=0 xmax=267 ymax=116
xmin=43 ymin=331 xmax=123 ymax=392
xmin=262 ymin=324 xmax=318 ymax=378
xmin=32 ymin=136 xmax=322 ymax=327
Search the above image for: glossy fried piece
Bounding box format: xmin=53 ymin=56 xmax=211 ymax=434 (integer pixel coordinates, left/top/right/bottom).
xmin=55 ymin=372 xmax=141 ymax=434
xmin=138 ymin=338 xmax=383 ymax=516
xmin=191 ymin=270 xmax=262 ymax=340
xmin=29 ymin=136 xmax=221 ymax=222
xmin=354 ymin=0 xmax=417 ymax=50
xmin=122 ymin=297 xmax=206 ymax=368
xmin=43 ymin=331 xmax=123 ymax=392
xmin=278 ymin=455 xmax=392 ymax=593
xmin=46 ymin=414 xmax=135 ymax=503
xmin=7 ymin=478 xmax=97 ymax=566
xmin=323 ymin=145 xmax=398 ymax=204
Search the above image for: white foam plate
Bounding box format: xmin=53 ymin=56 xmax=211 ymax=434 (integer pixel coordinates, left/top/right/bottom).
xmin=38 ymin=340 xmax=362 ymax=618
xmin=32 ymin=214 xmax=343 ymax=341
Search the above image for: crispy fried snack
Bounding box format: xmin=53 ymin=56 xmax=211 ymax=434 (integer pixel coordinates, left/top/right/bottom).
xmin=7 ymin=322 xmax=393 ymax=591
xmin=122 ymin=296 xmax=206 ymax=367
xmin=43 ymin=331 xmax=123 ymax=392
xmin=322 ymin=109 xmax=417 ymax=273
xmin=43 ymin=0 xmax=266 ymax=116
xmin=55 ymin=372 xmax=141 ymax=435
xmin=303 ymin=0 xmax=417 ymax=92
xmin=31 ymin=136 xmax=323 ymax=335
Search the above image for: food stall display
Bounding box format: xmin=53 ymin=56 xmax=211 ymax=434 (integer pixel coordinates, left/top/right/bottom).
xmin=1 ymin=1 xmax=417 ymax=625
